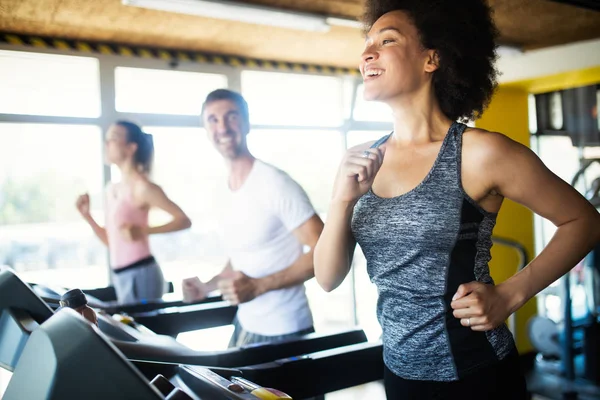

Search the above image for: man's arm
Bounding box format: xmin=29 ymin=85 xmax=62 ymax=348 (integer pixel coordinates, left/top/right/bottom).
xmin=205 ymin=260 xmax=233 ymax=292
xmin=219 ymin=214 xmax=324 ymax=305
xmin=182 ymin=261 xmax=232 ymax=302
xmin=258 ymin=214 xmax=324 ymax=292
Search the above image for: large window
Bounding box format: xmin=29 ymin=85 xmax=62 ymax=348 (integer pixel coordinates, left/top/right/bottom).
xmin=0 ymin=50 xmax=100 ymax=117
xmin=248 ymin=129 xmax=355 ymax=332
xmin=248 ymin=129 xmax=343 ymax=214
xmin=352 ymin=84 xmax=393 ymax=122
xmin=531 ymin=136 xmax=598 ymax=253
xmin=0 ymin=124 xmax=106 ymax=288
xmin=241 ymin=71 xmax=344 ymax=127
xmin=145 ymin=127 xmax=234 ymax=350
xmin=341 ymin=134 xmax=388 ymax=342
xmin=144 ymin=126 xmax=228 ymax=287
xmin=532 ymin=135 xmax=600 ymax=322
xmin=115 ymin=67 xmax=227 ymax=115
xmin=0 ymin=47 xmax=395 ymax=351
xmin=346 ymin=130 xmax=391 ymax=149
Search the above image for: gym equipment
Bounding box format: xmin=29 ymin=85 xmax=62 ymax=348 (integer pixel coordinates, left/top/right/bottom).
xmin=59 ymin=288 xmax=99 ymax=325
xmin=125 ymin=301 xmax=237 ymax=337
xmin=2 ymin=308 xmax=289 ymax=400
xmin=32 ymin=282 xmax=238 ymax=336
xmin=1 ymin=268 xmax=369 ymax=369
xmin=562 ymin=158 xmax=600 ymax=385
xmin=0 ymin=269 xmax=53 ymax=370
xmin=132 ymin=341 xmax=384 ymax=400
xmin=233 ymin=342 xmax=383 ymax=399
xmin=528 ymin=316 xmax=562 ymax=359
xmin=31 ymin=282 xmax=224 ymax=316
xmin=527 ymin=157 xmax=600 ymax=399
xmin=1 ymin=269 xmax=385 ymax=399
xmin=492 ymin=235 xmax=529 ymax=339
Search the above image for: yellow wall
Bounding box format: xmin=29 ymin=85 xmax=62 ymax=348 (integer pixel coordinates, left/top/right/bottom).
xmin=477 ymin=66 xmax=600 ymax=353
xmin=503 ymin=65 xmax=600 ymax=94
xmin=474 ymin=87 xmax=537 ymax=353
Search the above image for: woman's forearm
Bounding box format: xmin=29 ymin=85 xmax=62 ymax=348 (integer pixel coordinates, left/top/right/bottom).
xmin=147 ymin=216 xmax=192 ymax=235
xmin=500 ymin=215 xmax=600 ymax=313
xmin=83 ymin=214 xmax=109 ymax=247
xmin=314 ymin=201 xmax=357 ymax=292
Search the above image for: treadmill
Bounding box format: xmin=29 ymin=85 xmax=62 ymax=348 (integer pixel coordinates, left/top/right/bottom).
xmin=131 ymin=342 xmax=384 ymax=399
xmin=1 ymin=269 xmax=384 ymax=399
xmin=1 ymin=269 xmax=369 ymax=368
xmin=2 ymin=308 xmax=284 ymax=400
xmin=31 ymin=281 xmax=224 ymax=313
xmin=31 ymin=282 xmax=234 ymax=336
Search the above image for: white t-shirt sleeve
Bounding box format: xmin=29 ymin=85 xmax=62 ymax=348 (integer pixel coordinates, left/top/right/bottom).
xmin=270 ymin=171 xmax=316 ymax=232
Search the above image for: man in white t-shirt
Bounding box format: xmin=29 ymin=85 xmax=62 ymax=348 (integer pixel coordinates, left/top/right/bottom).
xmin=184 ymin=89 xmax=324 ymax=347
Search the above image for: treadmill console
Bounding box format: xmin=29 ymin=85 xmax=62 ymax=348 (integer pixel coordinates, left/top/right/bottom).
xmin=3 ymin=309 xmax=286 ymax=400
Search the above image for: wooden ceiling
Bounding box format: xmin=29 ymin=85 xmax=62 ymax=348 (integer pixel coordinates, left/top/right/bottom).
xmin=0 ymin=0 xmax=599 ymax=68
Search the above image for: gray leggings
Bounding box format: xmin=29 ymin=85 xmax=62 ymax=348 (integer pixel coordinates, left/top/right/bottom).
xmin=111 ymin=261 xmax=165 ymax=304
xmin=228 ymin=316 xmax=315 ymax=348
xmin=228 ymin=317 xmax=323 ymax=399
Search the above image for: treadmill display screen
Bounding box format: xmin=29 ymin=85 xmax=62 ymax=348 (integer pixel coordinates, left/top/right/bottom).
xmin=0 ymin=310 xmax=29 ymax=371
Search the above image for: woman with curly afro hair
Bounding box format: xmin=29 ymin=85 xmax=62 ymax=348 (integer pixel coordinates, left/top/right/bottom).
xmin=314 ymin=0 xmax=600 ymax=398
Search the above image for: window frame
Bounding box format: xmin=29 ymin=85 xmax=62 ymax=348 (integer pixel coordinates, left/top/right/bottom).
xmin=0 ymin=42 xmax=393 ymax=331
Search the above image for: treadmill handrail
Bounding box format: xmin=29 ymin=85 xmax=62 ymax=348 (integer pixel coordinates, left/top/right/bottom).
xmin=3 ymin=269 xmax=370 ymax=372
xmin=235 ymin=341 xmax=384 ymax=399
xmin=131 ymin=300 xmax=235 ymax=317
xmin=131 ymin=301 xmax=238 ymax=335
xmin=102 ymin=295 xmax=224 ymax=315
xmin=110 ymin=327 xmax=368 ymax=367
xmin=241 ymin=341 xmax=383 ymax=368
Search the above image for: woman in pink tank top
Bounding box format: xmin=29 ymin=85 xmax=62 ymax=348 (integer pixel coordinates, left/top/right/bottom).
xmin=75 ymin=121 xmax=192 ymax=304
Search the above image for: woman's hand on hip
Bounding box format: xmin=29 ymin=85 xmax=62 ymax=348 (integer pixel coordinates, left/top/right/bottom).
xmin=450 ymin=282 xmax=514 ymax=331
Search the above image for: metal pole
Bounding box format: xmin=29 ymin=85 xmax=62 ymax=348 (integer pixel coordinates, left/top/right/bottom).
xmin=563 ymin=271 xmax=576 ymax=381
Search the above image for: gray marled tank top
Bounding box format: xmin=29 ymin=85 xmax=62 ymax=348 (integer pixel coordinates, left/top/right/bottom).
xmin=351 ymin=122 xmax=515 ymax=382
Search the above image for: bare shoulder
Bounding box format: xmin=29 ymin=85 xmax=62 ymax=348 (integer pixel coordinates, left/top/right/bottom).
xmin=133 ymin=177 xmax=164 ymax=199
xmin=459 ymin=127 xmax=546 ymax=202
xmin=462 ymin=127 xmax=523 ymax=152
xmin=462 ymin=127 xmax=531 ymax=166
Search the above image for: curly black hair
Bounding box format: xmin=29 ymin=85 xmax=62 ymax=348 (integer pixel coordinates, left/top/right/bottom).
xmin=363 ymin=0 xmax=500 ymax=122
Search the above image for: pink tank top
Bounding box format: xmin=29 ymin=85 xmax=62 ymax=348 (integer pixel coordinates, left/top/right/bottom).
xmin=105 ymin=183 xmax=152 ymax=270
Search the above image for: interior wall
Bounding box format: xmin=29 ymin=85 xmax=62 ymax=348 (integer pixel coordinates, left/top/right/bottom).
xmin=476 ymin=60 xmax=600 ymax=352
xmin=497 ymin=38 xmax=600 ymax=84
xmin=504 ymin=65 xmax=600 ymax=94
xmin=475 ymin=87 xmax=536 ymax=353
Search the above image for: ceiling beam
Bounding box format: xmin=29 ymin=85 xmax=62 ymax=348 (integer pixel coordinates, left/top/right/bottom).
xmin=547 ymin=0 xmax=600 ymax=12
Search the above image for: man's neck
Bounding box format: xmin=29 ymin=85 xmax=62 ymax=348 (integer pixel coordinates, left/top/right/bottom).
xmin=227 ymin=154 xmax=255 ymax=191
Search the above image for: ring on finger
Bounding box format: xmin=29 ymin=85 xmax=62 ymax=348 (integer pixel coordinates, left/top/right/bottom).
xmin=362 ymin=150 xmax=371 ymax=158
xmin=467 ymin=318 xmax=471 ymax=327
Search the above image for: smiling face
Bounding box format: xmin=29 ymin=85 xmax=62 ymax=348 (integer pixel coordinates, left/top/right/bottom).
xmin=360 ymin=11 xmax=438 ymax=104
xmin=203 ymin=99 xmax=250 ymax=160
